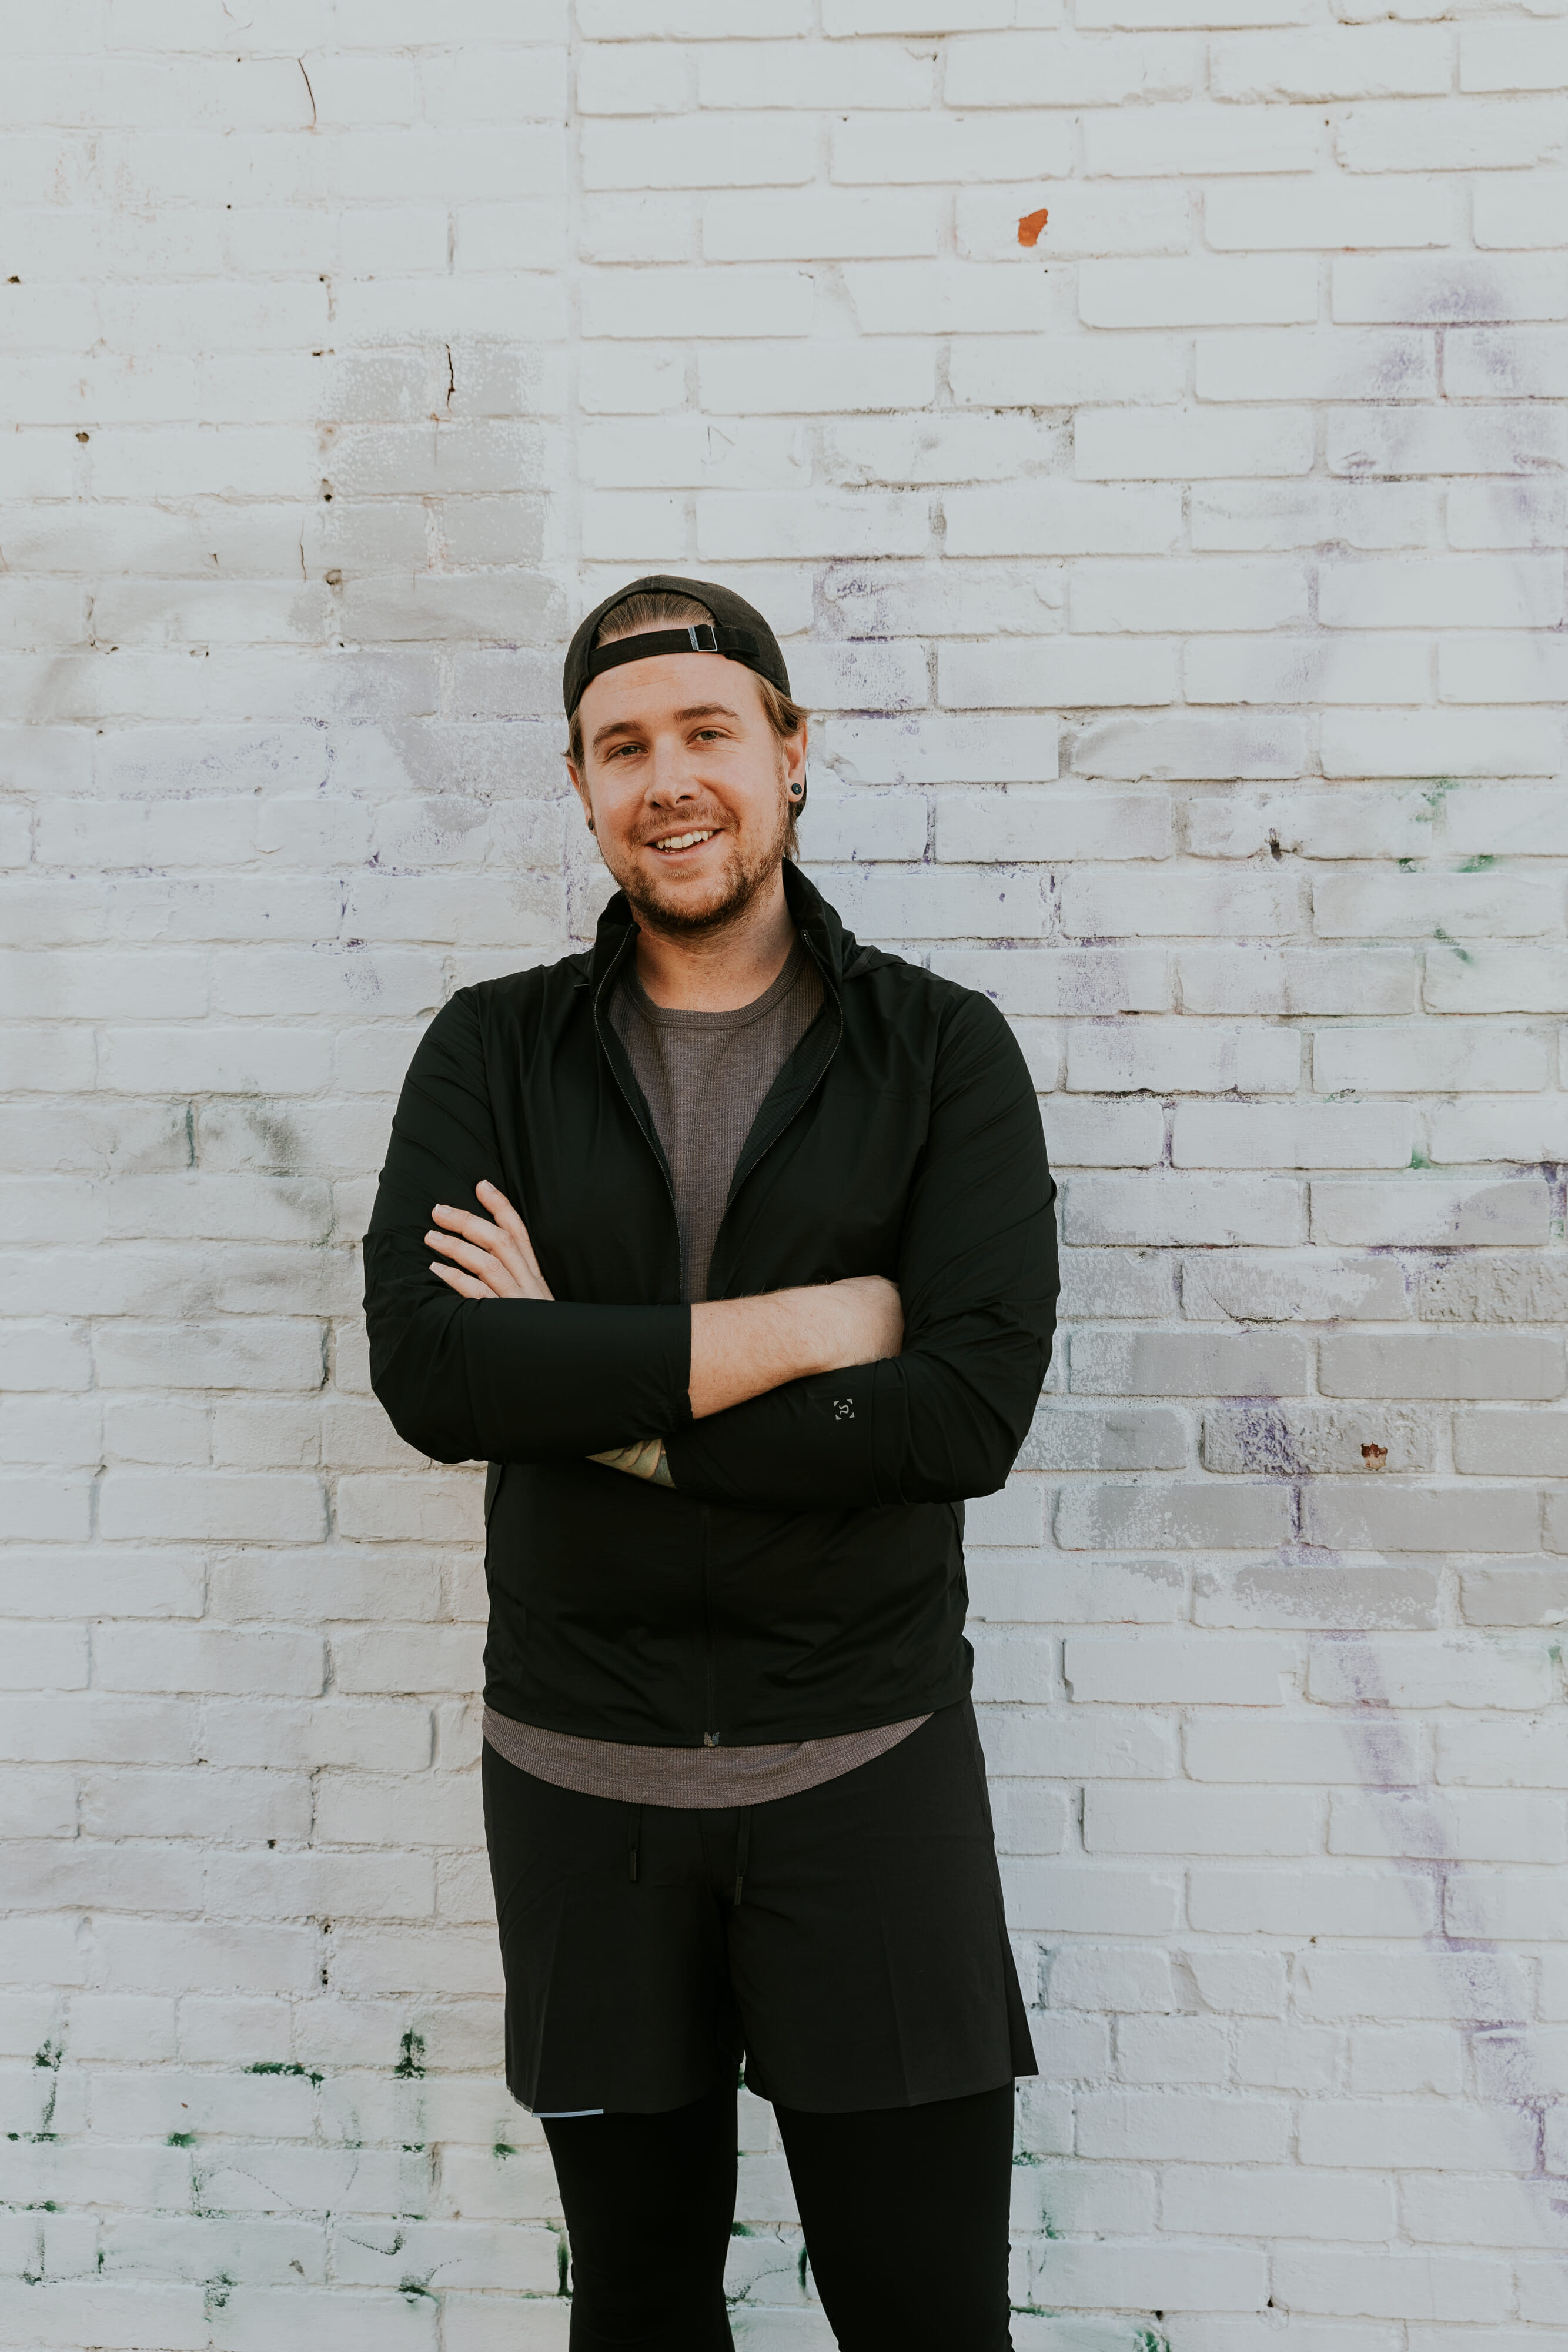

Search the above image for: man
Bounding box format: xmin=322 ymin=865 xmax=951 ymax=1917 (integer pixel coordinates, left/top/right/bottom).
xmin=364 ymin=575 xmax=1058 ymax=2350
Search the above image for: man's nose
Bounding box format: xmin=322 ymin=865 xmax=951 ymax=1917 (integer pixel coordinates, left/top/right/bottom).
xmin=646 ymin=740 xmax=698 ymax=802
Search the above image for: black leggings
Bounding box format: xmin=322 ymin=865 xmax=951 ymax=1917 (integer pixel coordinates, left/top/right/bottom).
xmin=543 ymin=2079 xmax=1015 ymax=2350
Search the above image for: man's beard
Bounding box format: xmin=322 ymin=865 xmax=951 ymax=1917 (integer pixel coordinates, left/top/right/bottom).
xmin=617 ymin=797 xmax=790 ymax=939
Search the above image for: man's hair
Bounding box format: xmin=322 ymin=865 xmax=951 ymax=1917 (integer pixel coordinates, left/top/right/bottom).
xmin=568 ymin=589 xmax=808 ymax=858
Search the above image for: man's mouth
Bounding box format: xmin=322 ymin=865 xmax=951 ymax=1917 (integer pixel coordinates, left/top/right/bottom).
xmin=648 ymin=830 xmax=716 ymax=856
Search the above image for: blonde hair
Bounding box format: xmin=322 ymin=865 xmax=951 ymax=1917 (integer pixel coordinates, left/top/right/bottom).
xmin=569 ymin=590 xmax=808 ymax=857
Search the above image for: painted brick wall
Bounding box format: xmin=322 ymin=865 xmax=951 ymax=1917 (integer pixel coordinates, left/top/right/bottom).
xmin=1 ymin=1 xmax=1565 ymax=2345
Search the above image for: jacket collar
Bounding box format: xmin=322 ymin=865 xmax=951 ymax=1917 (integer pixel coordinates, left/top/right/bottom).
xmin=587 ymin=860 xmax=858 ymax=1000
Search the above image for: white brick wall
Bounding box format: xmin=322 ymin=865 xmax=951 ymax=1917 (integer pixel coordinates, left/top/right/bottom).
xmin=0 ymin=1 xmax=1564 ymax=2344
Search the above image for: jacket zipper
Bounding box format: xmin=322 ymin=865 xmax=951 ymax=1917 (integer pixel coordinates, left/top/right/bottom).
xmin=589 ymin=917 xmax=848 ymax=1753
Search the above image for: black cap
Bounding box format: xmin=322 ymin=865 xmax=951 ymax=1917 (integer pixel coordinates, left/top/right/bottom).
xmin=563 ymin=573 xmax=791 ymax=721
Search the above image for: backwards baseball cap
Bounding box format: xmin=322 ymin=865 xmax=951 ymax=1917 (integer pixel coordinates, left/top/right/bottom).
xmin=563 ymin=573 xmax=792 ymax=721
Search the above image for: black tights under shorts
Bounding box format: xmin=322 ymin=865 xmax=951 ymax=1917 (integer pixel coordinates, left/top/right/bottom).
xmin=544 ymin=2077 xmax=1017 ymax=2351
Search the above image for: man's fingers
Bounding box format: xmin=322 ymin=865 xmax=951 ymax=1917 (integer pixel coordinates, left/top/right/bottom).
xmin=426 ymin=1230 xmax=519 ymax=1287
xmin=432 ymin=1202 xmax=507 ymax=1242
xmin=476 ymin=1181 xmax=546 ymax=1278
xmin=476 ymin=1178 xmax=523 ymax=1231
xmin=430 ymin=1262 xmax=499 ymax=1301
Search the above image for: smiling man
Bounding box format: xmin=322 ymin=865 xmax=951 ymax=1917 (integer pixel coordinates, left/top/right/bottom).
xmin=363 ymin=575 xmax=1058 ymax=2350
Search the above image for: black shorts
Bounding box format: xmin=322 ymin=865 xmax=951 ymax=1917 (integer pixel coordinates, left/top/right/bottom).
xmin=482 ymin=1699 xmax=1038 ymax=2117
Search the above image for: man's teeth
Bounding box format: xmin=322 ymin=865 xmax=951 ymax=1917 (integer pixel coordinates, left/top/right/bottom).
xmin=653 ymin=830 xmax=713 ymax=853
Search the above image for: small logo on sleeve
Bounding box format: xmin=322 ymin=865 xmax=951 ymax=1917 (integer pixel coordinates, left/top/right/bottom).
xmin=833 ymin=1399 xmax=854 ymax=1420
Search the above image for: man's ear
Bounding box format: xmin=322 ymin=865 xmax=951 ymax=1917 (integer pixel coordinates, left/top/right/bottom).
xmin=566 ymin=757 xmax=595 ymax=832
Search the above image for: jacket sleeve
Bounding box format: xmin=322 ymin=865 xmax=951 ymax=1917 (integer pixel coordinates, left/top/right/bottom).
xmin=362 ymin=989 xmax=691 ymax=1466
xmin=663 ymin=989 xmax=1057 ymax=1511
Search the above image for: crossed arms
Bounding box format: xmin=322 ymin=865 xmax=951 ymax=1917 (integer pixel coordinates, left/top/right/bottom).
xmin=426 ymin=1177 xmax=905 ymax=1483
xmin=362 ymin=985 xmax=1057 ymax=1512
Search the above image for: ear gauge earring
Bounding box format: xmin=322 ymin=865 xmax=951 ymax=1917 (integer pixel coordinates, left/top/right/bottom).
xmin=586 ymin=814 xmax=596 ymax=833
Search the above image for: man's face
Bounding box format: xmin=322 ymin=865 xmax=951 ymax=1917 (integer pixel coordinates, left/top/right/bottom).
xmin=569 ymin=650 xmax=805 ymax=936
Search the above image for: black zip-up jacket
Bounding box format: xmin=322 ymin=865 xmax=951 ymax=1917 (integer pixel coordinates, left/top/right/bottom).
xmin=363 ymin=864 xmax=1057 ymax=1749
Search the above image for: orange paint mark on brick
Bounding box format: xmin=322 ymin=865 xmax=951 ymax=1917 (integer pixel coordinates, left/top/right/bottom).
xmin=1017 ymin=208 xmax=1049 ymax=248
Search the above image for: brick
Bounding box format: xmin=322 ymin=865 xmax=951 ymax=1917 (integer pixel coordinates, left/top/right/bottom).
xmin=1273 ymin=2249 xmax=1510 ymax=2323
xmin=1187 ymin=634 xmax=1430 ymax=707
xmin=957 ymin=183 xmax=1190 ymax=260
xmin=934 ymin=947 xmax=1168 ymax=1013
xmin=1065 ymin=1632 xmax=1296 ymax=1703
xmin=1455 ymin=1411 xmax=1568 ymax=1477
xmin=1072 ymin=711 xmax=1310 ymax=779
xmin=1212 ymin=26 xmax=1450 ymax=99
xmin=1204 ymin=175 xmax=1456 ymax=250
xmin=1333 ymin=407 xmax=1567 ymax=481
xmin=1203 ymin=1392 xmax=1439 ymax=1468
xmin=1042 ymin=1097 xmax=1166 ymax=1165
xmin=1070 ymin=1329 xmax=1307 ymax=1396
xmin=1303 ymin=1480 xmax=1542 ymax=1553
xmin=938 ymin=636 xmax=1174 ymax=709
xmin=698 ymin=41 xmax=934 ymax=111
xmin=583 ymin=266 xmax=813 ymax=339
xmin=1337 ymin=97 xmax=1565 ymax=173
xmin=1420 ymin=1252 xmax=1568 ymax=1323
xmin=934 ymin=791 xmax=1170 ymax=863
xmin=698 ymin=340 xmax=936 ymax=412
xmin=827 ymin=415 xmax=1066 ymax=489
xmin=1017 ymin=1404 xmax=1187 ymax=1473
xmin=1077 ymin=406 xmax=1314 ymax=478
xmin=1323 ymin=553 xmax=1563 ymax=630
xmin=1068 ymin=1018 xmax=1298 ymax=1092
xmin=1320 ymin=1332 xmax=1564 ymax=1401
xmin=1085 ymin=108 xmax=1320 ymax=176
xmin=951 ymin=334 xmax=1185 ymax=407
xmin=1077 ymin=2090 xmax=1290 ymax=2161
xmin=1175 ymin=1102 xmax=1416 ymax=1171
xmin=1473 ymin=178 xmax=1568 ymax=252
xmin=1192 ymin=478 xmax=1435 ymax=551
xmin=1182 ymin=1251 xmax=1412 ymax=1323
xmin=1071 ymin=559 xmax=1308 ymax=633
xmin=1062 ymin=866 xmax=1299 ymax=937
xmin=1196 ymin=328 xmax=1436 ymax=402
xmin=1439 ymin=634 xmax=1568 ymax=707
xmin=1332 ymin=1788 xmax=1567 ymax=1862
xmin=1303 ymin=1952 xmax=1531 ymax=2026
xmin=1320 ymin=1017 xmax=1551 ymax=1094
xmin=1323 ymin=1178 xmax=1556 ymax=1250
xmin=1186 ymin=1712 xmax=1425 ymax=1783
xmin=1162 ymin=2165 xmax=1393 ymax=2239
xmin=947 ymin=483 xmax=1183 ymax=557
xmin=824 ymin=716 xmax=1058 ymax=786
xmin=1314 ymin=871 xmax=1558 ymax=938
xmin=1195 ymin=1556 xmax=1439 ymax=1629
xmin=1191 ymin=1867 xmax=1437 ymax=1935
xmin=1064 ymin=1173 xmax=1306 ymax=1246
xmin=1178 ymin=947 xmax=1416 ymax=1016
xmin=583 ymin=113 xmax=813 ymax=190
xmin=1080 ymin=260 xmax=1317 ymax=329
xmin=1308 ymin=1634 xmax=1554 ymax=1707
xmin=1087 ymin=1784 xmax=1320 ymax=1854
xmin=832 ymin=113 xmax=1073 ymax=186
xmin=703 ymin=191 xmax=940 ymax=262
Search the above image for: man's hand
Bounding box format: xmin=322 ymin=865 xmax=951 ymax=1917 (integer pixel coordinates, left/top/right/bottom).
xmin=428 ymin=1183 xmax=902 ymax=1445
xmin=427 ymin=1181 xmax=554 ymax=1302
